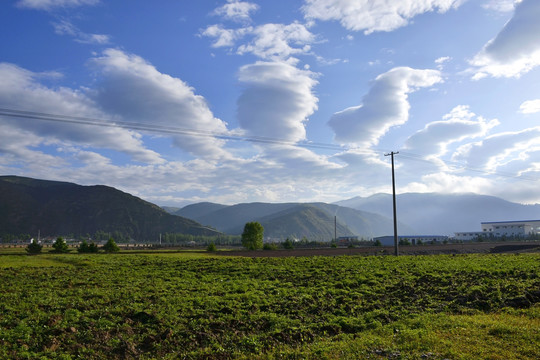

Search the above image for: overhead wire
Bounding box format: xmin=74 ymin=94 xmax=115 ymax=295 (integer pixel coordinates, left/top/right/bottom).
xmin=0 ymin=107 xmax=538 ymax=182
xmin=0 ymin=107 xmax=345 ymax=151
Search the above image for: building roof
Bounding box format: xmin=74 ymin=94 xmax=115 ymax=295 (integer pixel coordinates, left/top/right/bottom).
xmin=481 ymin=220 xmax=540 ymax=224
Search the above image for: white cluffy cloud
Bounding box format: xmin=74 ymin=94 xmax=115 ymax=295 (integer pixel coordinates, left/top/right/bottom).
xmin=0 ymin=62 xmax=163 ymax=164
xmin=16 ymin=0 xmax=98 ymax=10
xmin=519 ymin=99 xmax=540 ymax=114
xmin=90 ymin=49 xmax=232 ymax=160
xmin=435 ymin=56 xmax=452 ymax=70
xmin=237 ymin=22 xmax=315 ymax=61
xmin=212 ymin=0 xmax=259 ymax=23
xmin=470 ymin=0 xmax=540 ymax=79
xmin=405 ymin=105 xmax=499 ymax=158
xmin=237 ymin=61 xmax=319 ymax=142
xmin=482 ymin=0 xmax=521 ymax=13
xmin=328 ymin=67 xmax=442 ymax=146
xmin=53 ymin=19 xmax=110 ymax=44
xmin=203 ymin=22 xmax=315 ymax=62
xmin=302 ymin=0 xmax=464 ymax=34
xmin=453 ymin=127 xmax=540 ymax=171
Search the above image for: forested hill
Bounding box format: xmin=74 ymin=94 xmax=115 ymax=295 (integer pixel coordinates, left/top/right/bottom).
xmin=175 ymin=202 xmax=409 ymax=240
xmin=0 ymin=176 xmax=220 ymax=240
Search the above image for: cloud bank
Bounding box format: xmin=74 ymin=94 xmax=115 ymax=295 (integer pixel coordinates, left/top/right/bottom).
xmin=16 ymin=0 xmax=98 ymax=10
xmin=91 ymin=49 xmax=231 ymax=160
xmin=471 ymin=0 xmax=540 ymax=79
xmin=329 ymin=67 xmax=442 ymax=146
xmin=237 ymin=61 xmax=318 ymax=142
xmin=302 ymin=0 xmax=464 ymax=34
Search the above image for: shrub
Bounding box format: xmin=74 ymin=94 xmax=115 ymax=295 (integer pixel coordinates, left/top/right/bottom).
xmin=102 ymin=238 xmax=120 ymax=253
xmin=26 ymin=240 xmax=42 ymax=254
xmin=263 ymin=243 xmax=278 ymax=250
xmin=52 ymin=237 xmax=70 ymax=253
xmin=207 ymin=242 xmax=217 ymax=252
xmin=283 ymin=238 xmax=294 ymax=250
xmin=399 ymin=238 xmax=411 ymax=246
xmin=78 ymin=240 xmax=99 ymax=253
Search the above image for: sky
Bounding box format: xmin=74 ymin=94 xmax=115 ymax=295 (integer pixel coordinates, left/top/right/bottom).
xmin=1 ymin=0 xmax=540 ymax=206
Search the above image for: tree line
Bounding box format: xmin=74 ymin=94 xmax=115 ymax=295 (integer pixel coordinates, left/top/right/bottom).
xmin=26 ymin=237 xmax=120 ymax=254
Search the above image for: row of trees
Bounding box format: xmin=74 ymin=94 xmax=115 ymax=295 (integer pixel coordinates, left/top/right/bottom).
xmin=26 ymin=237 xmax=120 ymax=254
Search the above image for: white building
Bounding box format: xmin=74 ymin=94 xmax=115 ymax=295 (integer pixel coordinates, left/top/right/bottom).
xmin=374 ymin=235 xmax=448 ymax=246
xmin=454 ymin=231 xmax=484 ymax=241
xmin=481 ymin=220 xmax=540 ymax=238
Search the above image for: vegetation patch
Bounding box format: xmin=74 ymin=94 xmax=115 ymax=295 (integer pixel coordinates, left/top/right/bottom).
xmin=0 ymin=252 xmax=538 ymax=359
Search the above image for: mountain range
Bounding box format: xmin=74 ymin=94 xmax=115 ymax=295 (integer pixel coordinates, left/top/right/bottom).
xmin=2 ymin=175 xmax=538 ymax=242
xmin=336 ymin=193 xmax=540 ymax=235
xmin=176 ymin=194 xmax=540 ymax=238
xmin=0 ymin=176 xmax=219 ymax=240
xmin=175 ymin=202 xmax=413 ymax=240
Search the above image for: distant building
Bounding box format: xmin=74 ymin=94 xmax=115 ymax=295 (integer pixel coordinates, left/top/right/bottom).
xmin=373 ymin=235 xmax=447 ymax=246
xmin=481 ymin=220 xmax=540 ymax=238
xmin=337 ymin=236 xmax=358 ymax=246
xmin=454 ymin=232 xmax=484 ymax=241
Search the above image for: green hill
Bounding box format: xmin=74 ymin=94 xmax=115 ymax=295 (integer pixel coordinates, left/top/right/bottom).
xmin=257 ymin=204 xmax=353 ymax=241
xmin=177 ymin=201 xmax=404 ymax=240
xmin=0 ymin=176 xmax=220 ymax=240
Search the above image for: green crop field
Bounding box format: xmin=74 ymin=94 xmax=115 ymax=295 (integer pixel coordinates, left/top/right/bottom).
xmin=0 ymin=250 xmax=538 ymax=359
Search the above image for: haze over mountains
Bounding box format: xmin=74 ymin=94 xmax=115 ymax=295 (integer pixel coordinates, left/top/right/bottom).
xmin=336 ymin=193 xmax=540 ymax=236
xmin=177 ymin=194 xmax=540 ymax=238
xmin=175 ymin=202 xmax=410 ymax=240
xmin=2 ymin=176 xmax=538 ymax=241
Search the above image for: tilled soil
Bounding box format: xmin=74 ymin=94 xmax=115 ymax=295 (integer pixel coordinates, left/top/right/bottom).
xmin=219 ymin=241 xmax=540 ymax=257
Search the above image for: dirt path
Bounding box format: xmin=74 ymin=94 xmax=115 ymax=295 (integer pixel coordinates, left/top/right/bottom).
xmin=219 ymin=241 xmax=540 ymax=258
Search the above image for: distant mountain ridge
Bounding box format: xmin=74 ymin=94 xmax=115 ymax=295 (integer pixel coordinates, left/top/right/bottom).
xmin=177 ymin=193 xmax=540 ymax=239
xmin=0 ymin=176 xmax=220 ymax=240
xmin=336 ymin=193 xmax=540 ymax=236
xmin=175 ymin=202 xmax=411 ymax=240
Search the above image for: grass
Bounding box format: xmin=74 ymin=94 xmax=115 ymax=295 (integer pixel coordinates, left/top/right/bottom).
xmin=0 ymin=251 xmax=538 ymax=359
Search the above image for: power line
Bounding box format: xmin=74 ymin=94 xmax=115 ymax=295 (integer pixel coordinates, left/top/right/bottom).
xmin=0 ymin=107 xmax=538 ymax=182
xmin=398 ymin=151 xmax=539 ymax=182
xmin=0 ymin=107 xmax=346 ymax=151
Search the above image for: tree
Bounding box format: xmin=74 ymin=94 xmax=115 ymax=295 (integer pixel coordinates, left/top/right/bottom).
xmin=78 ymin=240 xmax=99 ymax=253
xmin=206 ymin=242 xmax=217 ymax=252
xmin=263 ymin=243 xmax=278 ymax=250
xmin=26 ymin=240 xmax=42 ymax=254
xmin=52 ymin=237 xmax=69 ymax=253
xmin=102 ymin=237 xmax=120 ymax=252
xmin=241 ymin=222 xmax=264 ymax=250
xmin=399 ymin=238 xmax=411 ymax=246
xmin=282 ymin=238 xmax=294 ymax=250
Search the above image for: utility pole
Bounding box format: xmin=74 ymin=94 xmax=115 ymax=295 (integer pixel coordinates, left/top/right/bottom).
xmin=385 ymin=151 xmax=399 ymax=256
xmin=334 ymin=216 xmax=337 ymax=243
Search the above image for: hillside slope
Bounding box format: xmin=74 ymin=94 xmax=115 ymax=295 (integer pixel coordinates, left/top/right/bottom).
xmin=0 ymin=176 xmax=220 ymax=240
xmin=177 ymin=201 xmax=405 ymax=240
xmin=336 ymin=193 xmax=540 ymax=235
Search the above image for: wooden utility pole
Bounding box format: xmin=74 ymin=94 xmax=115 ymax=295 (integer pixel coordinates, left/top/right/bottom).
xmin=334 ymin=216 xmax=337 ymax=243
xmin=385 ymin=151 xmax=399 ymax=256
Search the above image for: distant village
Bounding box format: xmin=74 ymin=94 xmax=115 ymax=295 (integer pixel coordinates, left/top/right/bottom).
xmin=4 ymin=219 xmax=540 ymax=249
xmin=373 ymin=219 xmax=540 ymax=246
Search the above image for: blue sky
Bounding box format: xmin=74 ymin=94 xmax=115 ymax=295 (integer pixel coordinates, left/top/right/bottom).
xmin=1 ymin=0 xmax=540 ymax=206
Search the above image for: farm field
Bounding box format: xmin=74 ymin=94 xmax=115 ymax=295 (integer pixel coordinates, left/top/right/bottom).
xmin=0 ymin=250 xmax=539 ymax=359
